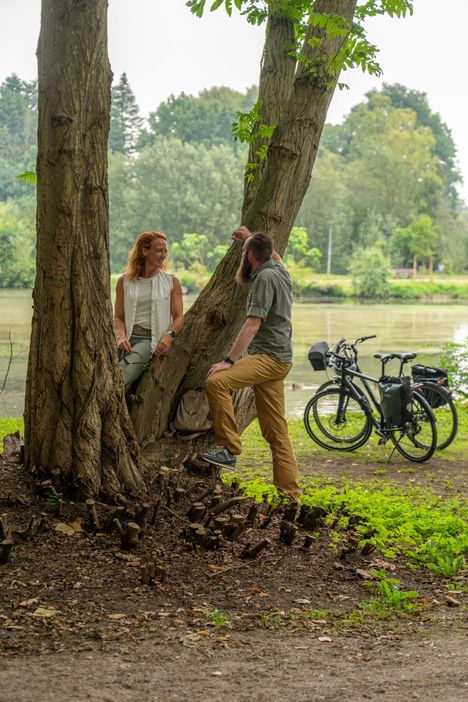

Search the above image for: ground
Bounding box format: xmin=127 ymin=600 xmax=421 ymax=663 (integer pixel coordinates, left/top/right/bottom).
xmin=0 ymin=418 xmax=466 ymax=700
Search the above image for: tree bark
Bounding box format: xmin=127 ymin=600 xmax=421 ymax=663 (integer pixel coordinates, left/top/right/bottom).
xmin=24 ymin=0 xmax=144 ymax=498
xmin=133 ymin=1 xmax=357 ymax=455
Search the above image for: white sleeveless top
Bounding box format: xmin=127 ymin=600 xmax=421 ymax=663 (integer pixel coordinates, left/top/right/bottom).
xmin=123 ymin=270 xmax=173 ymax=352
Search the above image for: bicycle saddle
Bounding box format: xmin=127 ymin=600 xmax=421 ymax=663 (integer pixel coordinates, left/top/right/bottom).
xmin=374 ymin=352 xmax=417 ymax=363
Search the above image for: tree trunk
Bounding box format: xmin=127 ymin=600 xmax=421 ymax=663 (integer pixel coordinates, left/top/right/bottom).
xmin=132 ymin=0 xmax=357 ymax=455
xmin=24 ymin=0 xmax=144 ymax=498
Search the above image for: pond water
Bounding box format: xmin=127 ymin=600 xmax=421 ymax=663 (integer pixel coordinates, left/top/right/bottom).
xmin=1 ymin=289 xmax=467 ymax=418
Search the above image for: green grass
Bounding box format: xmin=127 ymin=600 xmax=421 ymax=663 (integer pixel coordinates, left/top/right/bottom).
xmin=228 ymin=412 xmax=468 ymax=578
xmin=289 ymin=270 xmax=468 ymax=300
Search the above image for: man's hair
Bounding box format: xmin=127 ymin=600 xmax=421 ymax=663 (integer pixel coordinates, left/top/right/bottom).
xmin=245 ymin=232 xmax=273 ymax=263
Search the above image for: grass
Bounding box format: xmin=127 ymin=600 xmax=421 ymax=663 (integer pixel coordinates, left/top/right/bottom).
xmin=227 ymin=410 xmax=468 ymax=579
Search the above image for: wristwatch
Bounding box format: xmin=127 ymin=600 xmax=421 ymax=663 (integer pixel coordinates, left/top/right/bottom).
xmin=167 ymin=330 xmax=176 ymax=339
xmin=223 ymin=355 xmax=235 ymax=366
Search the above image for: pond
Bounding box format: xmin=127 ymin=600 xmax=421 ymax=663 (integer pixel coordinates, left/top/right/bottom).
xmin=0 ymin=289 xmax=467 ymax=418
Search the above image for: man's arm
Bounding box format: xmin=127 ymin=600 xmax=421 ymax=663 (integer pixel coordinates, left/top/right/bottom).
xmin=207 ymin=316 xmax=261 ymax=376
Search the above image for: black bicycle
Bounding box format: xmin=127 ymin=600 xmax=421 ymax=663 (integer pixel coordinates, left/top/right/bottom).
xmin=304 ymin=340 xmax=438 ymax=463
xmin=313 ymin=336 xmax=457 ymax=450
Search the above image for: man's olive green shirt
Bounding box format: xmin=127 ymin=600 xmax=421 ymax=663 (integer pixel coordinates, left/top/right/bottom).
xmin=246 ymin=259 xmax=293 ymax=363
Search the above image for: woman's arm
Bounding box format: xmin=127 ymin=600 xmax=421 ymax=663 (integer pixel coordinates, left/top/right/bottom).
xmin=153 ymin=276 xmax=184 ymax=356
xmin=114 ymin=276 xmax=132 ymax=353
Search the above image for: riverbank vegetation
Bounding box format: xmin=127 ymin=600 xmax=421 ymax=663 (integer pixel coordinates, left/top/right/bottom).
xmin=1 ymin=75 xmax=467 ymax=292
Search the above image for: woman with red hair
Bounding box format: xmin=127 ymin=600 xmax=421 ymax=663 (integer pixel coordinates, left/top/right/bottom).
xmin=114 ymin=231 xmax=184 ymax=390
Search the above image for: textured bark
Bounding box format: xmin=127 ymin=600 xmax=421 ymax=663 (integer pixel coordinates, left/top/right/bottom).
xmin=134 ymin=0 xmax=357 ymax=454
xmin=24 ymin=0 xmax=143 ymax=498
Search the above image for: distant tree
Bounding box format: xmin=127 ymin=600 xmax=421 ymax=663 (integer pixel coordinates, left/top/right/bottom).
xmin=109 ymin=137 xmax=245 ymax=271
xmin=0 ymin=198 xmax=36 ymax=286
xmin=138 ymin=86 xmax=257 ymax=149
xmin=0 ymin=74 xmax=37 ymax=200
xmin=378 ymin=83 xmax=461 ymax=204
xmin=109 ymin=72 xmax=143 ymax=155
xmin=391 ymin=214 xmax=438 ymax=274
xmin=284 ymin=227 xmax=321 ymax=268
xmin=296 ymin=149 xmax=353 ymax=272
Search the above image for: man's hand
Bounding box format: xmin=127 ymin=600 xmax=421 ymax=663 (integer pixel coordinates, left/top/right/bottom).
xmin=207 ymin=361 xmax=232 ymax=377
xmin=154 ymin=334 xmax=173 ymax=356
xmin=232 ymin=225 xmax=251 ymax=243
xmin=117 ymin=336 xmax=132 ymax=354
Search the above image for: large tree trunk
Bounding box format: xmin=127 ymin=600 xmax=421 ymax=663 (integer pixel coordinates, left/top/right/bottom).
xmin=132 ymin=0 xmax=357 ymax=455
xmin=24 ymin=0 xmax=144 ymax=498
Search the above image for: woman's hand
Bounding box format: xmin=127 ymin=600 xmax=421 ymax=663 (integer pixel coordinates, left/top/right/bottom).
xmin=117 ymin=336 xmax=132 ymax=354
xmin=154 ymin=333 xmax=173 ymax=356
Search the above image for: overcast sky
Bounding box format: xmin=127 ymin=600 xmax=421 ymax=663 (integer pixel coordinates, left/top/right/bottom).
xmin=1 ymin=0 xmax=467 ymax=202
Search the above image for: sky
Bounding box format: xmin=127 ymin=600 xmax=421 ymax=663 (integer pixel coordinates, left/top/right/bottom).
xmin=1 ymin=0 xmax=467 ymax=202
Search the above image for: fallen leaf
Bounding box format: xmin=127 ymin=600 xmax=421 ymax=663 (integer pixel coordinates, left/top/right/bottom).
xmin=318 ymin=636 xmax=332 ymax=642
xmin=108 ymin=613 xmax=126 ymax=620
xmin=208 ymin=565 xmax=224 ymax=572
xmin=54 ymin=523 xmax=75 ymax=536
xmin=31 ymin=607 xmax=60 ymax=618
xmin=19 ymin=598 xmax=39 ymax=608
xmin=69 ymin=519 xmax=83 ymax=533
xmin=445 ymin=595 xmax=460 ymax=607
xmin=196 ymin=629 xmax=210 ymax=636
xmin=369 ymin=560 xmax=396 ymax=571
xmin=294 ymin=598 xmax=311 ymax=605
xmin=355 ymin=568 xmax=375 ymax=580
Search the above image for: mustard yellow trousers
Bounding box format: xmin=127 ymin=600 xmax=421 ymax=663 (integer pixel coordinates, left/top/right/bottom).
xmin=205 ymin=353 xmax=300 ymax=498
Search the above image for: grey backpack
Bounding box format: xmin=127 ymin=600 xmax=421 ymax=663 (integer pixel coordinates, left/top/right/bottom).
xmin=171 ymin=389 xmax=212 ymax=439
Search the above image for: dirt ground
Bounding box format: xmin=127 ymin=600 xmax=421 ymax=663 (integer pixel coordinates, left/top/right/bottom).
xmin=0 ymin=436 xmax=466 ymax=701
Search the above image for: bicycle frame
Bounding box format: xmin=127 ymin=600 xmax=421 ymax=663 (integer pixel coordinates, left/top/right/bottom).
xmin=334 ymin=362 xmax=405 ymax=437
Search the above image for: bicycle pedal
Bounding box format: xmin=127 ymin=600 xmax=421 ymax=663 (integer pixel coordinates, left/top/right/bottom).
xmin=378 ymin=437 xmax=388 ymax=446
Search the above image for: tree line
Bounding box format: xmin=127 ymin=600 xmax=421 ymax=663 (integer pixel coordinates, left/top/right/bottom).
xmin=0 ymin=71 xmax=467 ymax=288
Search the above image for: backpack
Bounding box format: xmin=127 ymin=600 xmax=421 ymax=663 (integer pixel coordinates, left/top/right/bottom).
xmin=171 ymin=389 xmax=212 ymax=439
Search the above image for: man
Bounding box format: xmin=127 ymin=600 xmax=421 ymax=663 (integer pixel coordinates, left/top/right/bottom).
xmin=201 ymin=225 xmax=300 ymax=499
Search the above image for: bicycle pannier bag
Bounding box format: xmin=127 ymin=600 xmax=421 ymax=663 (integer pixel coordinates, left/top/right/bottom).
xmin=308 ymin=341 xmax=329 ymax=371
xmin=172 ymin=389 xmax=212 ymax=439
xmin=378 ymin=375 xmax=412 ymax=426
xmin=411 ymin=365 xmax=449 ymax=408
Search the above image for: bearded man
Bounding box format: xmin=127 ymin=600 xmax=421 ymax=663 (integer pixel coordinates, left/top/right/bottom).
xmin=201 ymin=225 xmax=300 ymax=499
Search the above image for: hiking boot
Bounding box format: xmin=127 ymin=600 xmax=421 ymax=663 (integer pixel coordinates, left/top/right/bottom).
xmin=199 ymin=447 xmax=237 ymax=469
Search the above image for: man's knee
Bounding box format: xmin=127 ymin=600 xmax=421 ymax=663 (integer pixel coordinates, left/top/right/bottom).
xmin=205 ymin=373 xmax=228 ymax=396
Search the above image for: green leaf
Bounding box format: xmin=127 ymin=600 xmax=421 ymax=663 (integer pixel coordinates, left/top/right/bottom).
xmin=210 ymin=0 xmax=224 ymax=11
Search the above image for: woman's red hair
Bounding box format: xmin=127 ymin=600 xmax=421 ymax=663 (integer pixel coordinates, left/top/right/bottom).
xmin=125 ymin=231 xmax=167 ymax=279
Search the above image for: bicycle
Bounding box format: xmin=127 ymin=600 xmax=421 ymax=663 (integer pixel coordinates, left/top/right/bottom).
xmin=313 ymin=336 xmax=457 ymax=450
xmin=304 ymin=341 xmax=438 ymax=463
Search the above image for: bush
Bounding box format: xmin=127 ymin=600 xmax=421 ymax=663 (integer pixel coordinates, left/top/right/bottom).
xmin=350 ymin=246 xmax=391 ymax=299
xmin=440 ymin=337 xmax=468 ymax=397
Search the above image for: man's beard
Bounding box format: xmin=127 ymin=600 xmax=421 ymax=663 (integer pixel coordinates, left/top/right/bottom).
xmin=235 ymin=252 xmax=252 ymax=285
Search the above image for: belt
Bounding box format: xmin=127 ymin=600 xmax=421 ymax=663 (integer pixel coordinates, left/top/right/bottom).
xmin=132 ymin=325 xmax=151 ymax=336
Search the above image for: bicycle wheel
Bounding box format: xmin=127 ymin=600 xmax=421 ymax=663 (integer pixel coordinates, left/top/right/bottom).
xmin=304 ymin=388 xmax=372 ymax=451
xmin=390 ymin=391 xmax=437 ymax=462
xmin=417 ymin=382 xmax=458 ymax=450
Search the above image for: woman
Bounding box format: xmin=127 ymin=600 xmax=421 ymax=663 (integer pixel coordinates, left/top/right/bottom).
xmin=114 ymin=231 xmax=184 ymax=391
